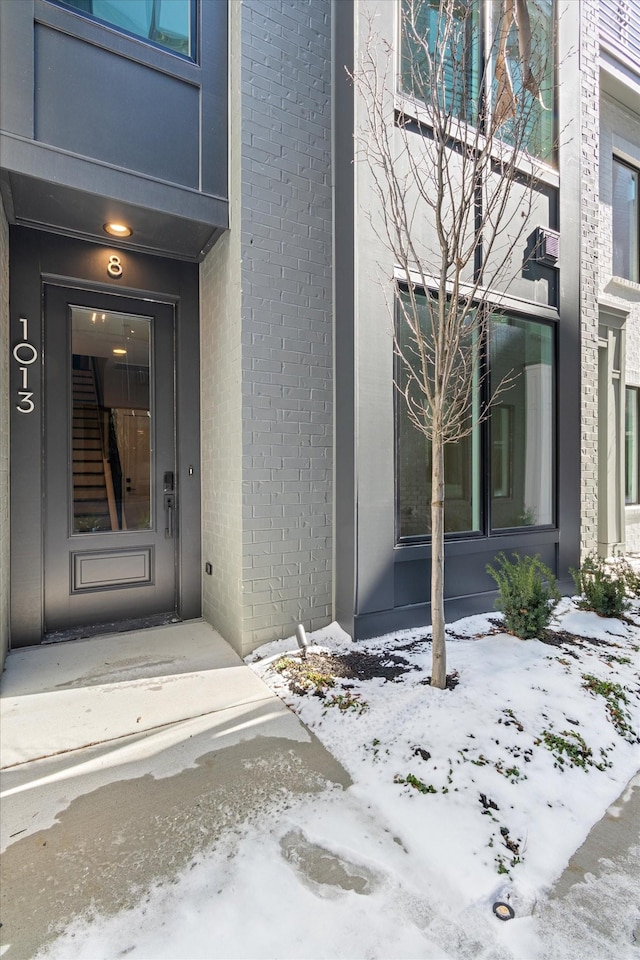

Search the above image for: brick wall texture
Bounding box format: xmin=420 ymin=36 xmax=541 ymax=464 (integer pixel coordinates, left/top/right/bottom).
xmin=240 ymin=0 xmax=333 ymax=651
xmin=200 ymin=0 xmax=244 ymax=649
xmin=200 ymin=0 xmax=333 ymax=655
xmin=580 ymin=0 xmax=600 ymax=557
xmin=0 ymin=197 xmax=9 ymax=665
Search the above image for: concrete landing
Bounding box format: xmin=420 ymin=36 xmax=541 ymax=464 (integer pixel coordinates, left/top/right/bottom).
xmin=1 ymin=620 xmax=282 ymax=768
xmin=0 ymin=622 xmax=351 ymax=960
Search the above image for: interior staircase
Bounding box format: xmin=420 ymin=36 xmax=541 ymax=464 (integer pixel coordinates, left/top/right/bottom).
xmin=72 ymin=365 xmax=118 ymax=532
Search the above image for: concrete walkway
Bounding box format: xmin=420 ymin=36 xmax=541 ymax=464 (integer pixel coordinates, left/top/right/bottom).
xmin=540 ymin=771 xmax=640 ymax=951
xmin=0 ymin=622 xmax=352 ymax=960
xmin=1 ymin=621 xmax=638 ymax=959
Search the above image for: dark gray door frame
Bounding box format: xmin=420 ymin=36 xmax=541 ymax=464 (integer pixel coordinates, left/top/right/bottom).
xmin=9 ymin=227 xmax=201 ymax=647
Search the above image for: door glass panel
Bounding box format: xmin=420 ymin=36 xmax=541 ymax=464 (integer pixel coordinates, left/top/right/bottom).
xmin=71 ymin=306 xmax=152 ymax=533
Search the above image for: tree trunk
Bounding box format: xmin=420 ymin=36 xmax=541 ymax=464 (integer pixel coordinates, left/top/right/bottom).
xmin=430 ymin=434 xmax=447 ymax=688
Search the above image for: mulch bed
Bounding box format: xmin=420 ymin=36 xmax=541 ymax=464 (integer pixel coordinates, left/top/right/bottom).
xmin=293 ymin=649 xmax=417 ymax=683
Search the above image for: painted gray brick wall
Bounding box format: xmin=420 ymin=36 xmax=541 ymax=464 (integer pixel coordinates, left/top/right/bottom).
xmin=0 ymin=196 xmax=9 ymax=666
xmin=240 ymin=0 xmax=333 ymax=651
xmin=200 ymin=0 xmax=244 ymax=649
xmin=580 ymin=1 xmax=600 ymax=557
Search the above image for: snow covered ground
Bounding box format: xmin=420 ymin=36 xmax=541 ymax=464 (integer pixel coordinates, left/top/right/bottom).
xmin=35 ymin=597 xmax=640 ymax=960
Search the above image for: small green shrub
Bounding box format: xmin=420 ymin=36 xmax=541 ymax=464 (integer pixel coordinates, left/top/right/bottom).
xmin=538 ymin=728 xmax=610 ymax=771
xmin=622 ymin=561 xmax=640 ymax=599
xmin=394 ymin=773 xmax=436 ymax=794
xmin=323 ymin=692 xmax=368 ymax=714
xmin=487 ymin=553 xmax=560 ymax=639
xmin=570 ymin=554 xmax=628 ymax=618
xmin=582 ymin=674 xmax=637 ymax=743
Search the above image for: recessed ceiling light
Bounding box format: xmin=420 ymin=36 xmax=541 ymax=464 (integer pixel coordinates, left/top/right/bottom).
xmin=104 ymin=222 xmax=132 ymax=238
xmin=112 ymin=348 xmax=127 ymax=356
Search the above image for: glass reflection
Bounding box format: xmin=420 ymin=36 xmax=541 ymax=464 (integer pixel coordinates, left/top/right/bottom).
xmin=71 ymin=306 xmax=151 ymax=533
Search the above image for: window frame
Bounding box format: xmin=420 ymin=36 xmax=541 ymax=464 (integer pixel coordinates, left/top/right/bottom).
xmin=612 ymin=156 xmax=640 ymax=284
xmin=394 ymin=289 xmax=557 ymax=544
xmin=625 ymin=385 xmax=640 ymax=506
xmin=49 ymin=0 xmax=197 ymax=62
xmin=490 ymin=403 xmax=514 ymax=499
xmin=397 ymin=0 xmax=557 ymax=170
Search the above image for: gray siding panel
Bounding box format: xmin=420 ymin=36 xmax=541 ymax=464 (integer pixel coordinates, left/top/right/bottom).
xmin=34 ymin=25 xmax=199 ymax=188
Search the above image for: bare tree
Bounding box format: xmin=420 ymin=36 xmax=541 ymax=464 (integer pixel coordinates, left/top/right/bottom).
xmin=350 ymin=0 xmax=555 ymax=687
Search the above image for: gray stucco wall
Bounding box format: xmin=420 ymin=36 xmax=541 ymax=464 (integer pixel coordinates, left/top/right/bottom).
xmin=239 ymin=0 xmax=333 ymax=651
xmin=0 ymin=196 xmax=9 ymax=666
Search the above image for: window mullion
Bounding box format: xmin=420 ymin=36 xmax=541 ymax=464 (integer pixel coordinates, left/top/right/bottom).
xmin=482 ymin=0 xmax=492 ymax=136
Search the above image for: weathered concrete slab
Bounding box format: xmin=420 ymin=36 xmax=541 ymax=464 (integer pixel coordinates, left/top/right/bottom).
xmin=0 ymin=623 xmax=352 ymax=960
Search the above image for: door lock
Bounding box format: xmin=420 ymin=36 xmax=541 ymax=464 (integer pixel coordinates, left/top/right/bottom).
xmin=164 ymin=471 xmax=175 ymax=537
xmin=164 ymin=494 xmax=174 ymax=539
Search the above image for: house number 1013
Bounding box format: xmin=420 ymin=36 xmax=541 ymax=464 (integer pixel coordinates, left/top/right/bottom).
xmin=13 ymin=316 xmax=38 ymax=414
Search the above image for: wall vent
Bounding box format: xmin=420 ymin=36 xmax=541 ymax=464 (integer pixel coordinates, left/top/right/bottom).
xmin=535 ymin=227 xmax=560 ymax=266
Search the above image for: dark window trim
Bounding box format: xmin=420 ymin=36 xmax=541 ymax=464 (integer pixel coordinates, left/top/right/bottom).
xmin=488 ymin=312 xmax=557 ymax=534
xmin=397 ymin=0 xmax=558 ymax=168
xmin=612 ymin=155 xmax=640 ymax=284
xmin=43 ymin=0 xmax=198 ymax=67
xmin=394 ymin=287 xmax=557 ymax=545
xmin=626 ymin=384 xmax=640 ymax=505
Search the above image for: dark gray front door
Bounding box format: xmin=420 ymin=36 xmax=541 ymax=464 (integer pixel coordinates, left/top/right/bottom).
xmin=43 ymin=285 xmax=177 ymax=637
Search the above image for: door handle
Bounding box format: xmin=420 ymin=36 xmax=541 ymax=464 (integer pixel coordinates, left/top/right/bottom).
xmin=164 ymin=494 xmax=174 ymax=539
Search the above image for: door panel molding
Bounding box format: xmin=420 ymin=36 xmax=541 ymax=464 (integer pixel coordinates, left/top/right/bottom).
xmin=72 ymin=547 xmax=154 ymax=592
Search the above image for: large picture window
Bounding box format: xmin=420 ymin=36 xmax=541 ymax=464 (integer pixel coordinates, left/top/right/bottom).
xmin=489 ymin=316 xmax=554 ymax=529
xmin=397 ymin=299 xmax=555 ymax=540
xmin=401 ymin=0 xmax=481 ymax=125
xmin=612 ymin=158 xmax=639 ymax=283
xmin=400 ymin=0 xmax=555 ymax=163
xmin=53 ymin=0 xmax=194 ymax=58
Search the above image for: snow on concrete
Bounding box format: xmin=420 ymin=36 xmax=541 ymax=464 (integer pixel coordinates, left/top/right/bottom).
xmin=24 ymin=599 xmax=640 ymax=959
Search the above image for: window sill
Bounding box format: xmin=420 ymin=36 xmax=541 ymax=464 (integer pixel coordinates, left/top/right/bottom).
xmin=394 ymin=527 xmax=559 ymax=560
xmin=394 ymin=93 xmax=559 ymax=190
xmin=606 ymin=276 xmax=640 ymax=301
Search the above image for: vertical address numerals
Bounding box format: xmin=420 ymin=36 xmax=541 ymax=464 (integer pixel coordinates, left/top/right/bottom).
xmin=13 ymin=317 xmax=38 ymax=414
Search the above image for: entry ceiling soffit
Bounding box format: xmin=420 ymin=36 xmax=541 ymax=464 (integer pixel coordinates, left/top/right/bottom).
xmin=0 ymin=168 xmax=228 ymax=263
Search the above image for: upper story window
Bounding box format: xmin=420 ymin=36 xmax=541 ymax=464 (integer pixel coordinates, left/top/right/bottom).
xmin=613 ymin=157 xmax=639 ymax=282
xmin=600 ymin=0 xmax=640 ymax=75
xmin=53 ymin=0 xmax=194 ymax=58
xmin=400 ymin=0 xmax=555 ymax=164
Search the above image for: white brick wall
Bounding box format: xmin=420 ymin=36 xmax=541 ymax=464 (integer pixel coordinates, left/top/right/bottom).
xmin=0 ymin=197 xmax=9 ymax=665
